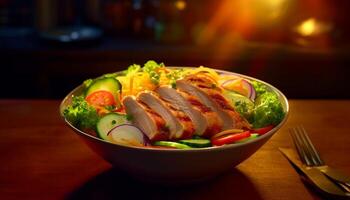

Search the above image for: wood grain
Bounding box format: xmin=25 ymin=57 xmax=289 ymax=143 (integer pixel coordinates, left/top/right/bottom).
xmin=0 ymin=100 xmax=349 ymax=200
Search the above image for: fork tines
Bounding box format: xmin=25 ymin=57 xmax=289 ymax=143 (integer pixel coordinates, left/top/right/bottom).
xmin=289 ymin=126 xmax=325 ymax=166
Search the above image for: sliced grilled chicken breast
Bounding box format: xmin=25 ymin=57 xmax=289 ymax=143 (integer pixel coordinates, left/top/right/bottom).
xmin=179 ymin=90 xmax=223 ymax=137
xmin=176 ymin=78 xmax=251 ymax=130
xmin=156 ymin=86 xmax=208 ymax=135
xmin=123 ymin=96 xmax=168 ymax=141
xmin=204 ymin=88 xmax=251 ymax=129
xmin=137 ymin=91 xmax=194 ymax=139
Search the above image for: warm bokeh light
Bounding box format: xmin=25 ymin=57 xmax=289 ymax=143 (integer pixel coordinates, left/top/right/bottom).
xmin=197 ymin=0 xmax=291 ymax=45
xmin=254 ymin=0 xmax=290 ymax=21
xmin=264 ymin=0 xmax=288 ymax=20
xmin=295 ymin=18 xmax=332 ymax=37
xmin=297 ymin=18 xmax=317 ymax=36
xmin=195 ymin=0 xmax=292 ymax=65
xmin=193 ymin=0 xmax=334 ymax=64
xmin=174 ymin=0 xmax=186 ymax=11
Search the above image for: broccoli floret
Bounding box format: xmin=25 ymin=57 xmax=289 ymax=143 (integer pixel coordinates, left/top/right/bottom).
xmin=143 ymin=60 xmax=163 ymax=85
xmin=127 ymin=64 xmax=141 ymax=75
xmin=252 ymin=92 xmax=285 ymax=128
xmin=143 ymin=60 xmax=163 ymax=72
xmin=63 ymin=96 xmax=99 ymax=130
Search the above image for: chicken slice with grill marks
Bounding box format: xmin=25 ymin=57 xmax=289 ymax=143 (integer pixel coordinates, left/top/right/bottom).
xmin=137 ymin=91 xmax=194 ymax=139
xmin=203 ymin=88 xmax=251 ymax=129
xmin=123 ymin=96 xmax=169 ymax=141
xmin=176 ymin=90 xmax=223 ymax=137
xmin=176 ymin=76 xmax=251 ymax=130
xmin=156 ymin=86 xmax=208 ymax=136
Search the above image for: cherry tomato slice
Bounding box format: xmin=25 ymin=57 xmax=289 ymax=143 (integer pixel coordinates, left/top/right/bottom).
xmin=85 ymin=90 xmax=116 ymax=107
xmin=211 ymin=131 xmax=251 ymax=146
xmin=251 ymin=125 xmax=274 ymax=135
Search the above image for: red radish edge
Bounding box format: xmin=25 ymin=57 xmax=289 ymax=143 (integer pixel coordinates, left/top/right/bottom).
xmin=241 ymin=79 xmax=256 ymax=101
xmin=250 ymin=85 xmax=256 ymax=100
xmin=107 ymin=124 xmax=150 ymax=146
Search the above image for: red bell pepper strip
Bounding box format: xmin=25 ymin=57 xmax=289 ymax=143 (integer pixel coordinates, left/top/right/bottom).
xmin=211 ymin=131 xmax=251 ymax=146
xmin=251 ymin=125 xmax=274 ymax=135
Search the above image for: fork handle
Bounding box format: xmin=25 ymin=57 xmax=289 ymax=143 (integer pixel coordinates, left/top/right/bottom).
xmin=319 ymin=166 xmax=350 ymax=187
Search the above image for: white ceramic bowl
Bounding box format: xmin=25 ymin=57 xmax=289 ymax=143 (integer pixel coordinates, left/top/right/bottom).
xmin=59 ymin=68 xmax=289 ymax=184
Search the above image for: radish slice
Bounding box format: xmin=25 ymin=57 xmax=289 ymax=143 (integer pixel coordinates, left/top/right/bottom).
xmin=249 ymin=82 xmax=256 ymax=100
xmin=241 ymin=79 xmax=256 ymax=100
xmin=221 ymin=78 xmax=256 ymax=101
xmin=107 ymin=124 xmax=150 ymax=147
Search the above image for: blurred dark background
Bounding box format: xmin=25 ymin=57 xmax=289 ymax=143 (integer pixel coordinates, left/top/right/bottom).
xmin=0 ymin=0 xmax=349 ymax=99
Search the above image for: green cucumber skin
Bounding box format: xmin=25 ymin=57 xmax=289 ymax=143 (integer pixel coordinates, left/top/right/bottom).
xmin=153 ymin=141 xmax=192 ymax=149
xmin=178 ymin=139 xmax=211 ymax=148
xmin=236 ymin=133 xmax=259 ymax=143
xmin=85 ymin=77 xmax=121 ymax=98
xmin=96 ymin=113 xmax=128 ymax=140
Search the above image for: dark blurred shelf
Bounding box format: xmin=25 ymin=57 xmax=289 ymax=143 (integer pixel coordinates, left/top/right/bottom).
xmin=1 ymin=36 xmax=349 ymax=99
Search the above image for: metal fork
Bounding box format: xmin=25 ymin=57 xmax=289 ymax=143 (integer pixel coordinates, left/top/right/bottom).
xmin=290 ymin=126 xmax=350 ymax=193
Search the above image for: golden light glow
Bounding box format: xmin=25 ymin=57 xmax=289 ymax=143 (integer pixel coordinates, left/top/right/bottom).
xmin=266 ymin=0 xmax=285 ymax=7
xmin=296 ymin=18 xmax=332 ymax=37
xmin=196 ymin=0 xmax=291 ymax=45
xmin=297 ymin=18 xmax=317 ymax=36
xmin=265 ymin=0 xmax=287 ymax=20
xmin=175 ymin=0 xmax=186 ymax=11
xmin=250 ymin=0 xmax=290 ymax=22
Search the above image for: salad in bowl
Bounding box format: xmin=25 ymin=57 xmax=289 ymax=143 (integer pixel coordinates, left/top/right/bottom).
xmin=60 ymin=61 xmax=288 ymax=183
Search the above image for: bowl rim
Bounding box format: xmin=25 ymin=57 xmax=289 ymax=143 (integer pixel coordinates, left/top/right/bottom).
xmin=59 ymin=67 xmax=289 ymax=153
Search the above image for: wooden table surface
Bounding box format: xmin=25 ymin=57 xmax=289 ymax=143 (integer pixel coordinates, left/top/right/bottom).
xmin=1 ymin=99 xmax=350 ymax=200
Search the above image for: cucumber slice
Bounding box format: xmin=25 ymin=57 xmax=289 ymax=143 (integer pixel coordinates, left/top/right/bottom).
xmin=236 ymin=133 xmax=259 ymax=143
xmin=223 ymin=90 xmax=254 ymax=120
xmin=178 ymin=139 xmax=211 ymax=148
xmin=153 ymin=141 xmax=192 ymax=149
xmin=96 ymin=113 xmax=128 ymax=140
xmin=85 ymin=77 xmax=122 ymax=99
xmin=223 ymin=90 xmax=254 ymax=107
